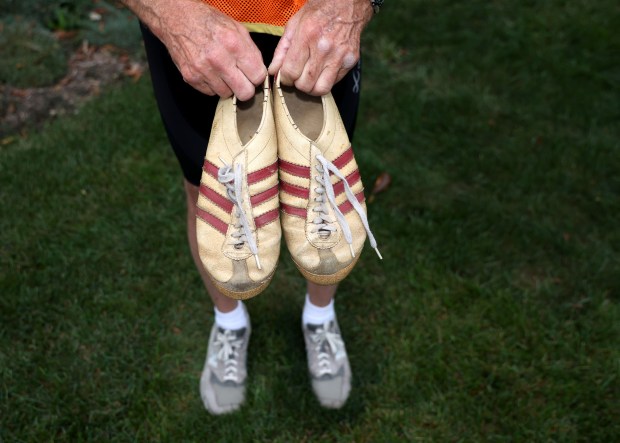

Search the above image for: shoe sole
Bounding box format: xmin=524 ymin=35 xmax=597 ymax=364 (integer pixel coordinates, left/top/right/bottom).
xmin=291 ymin=251 xmax=361 ymax=286
xmin=208 ymin=265 xmax=278 ymax=300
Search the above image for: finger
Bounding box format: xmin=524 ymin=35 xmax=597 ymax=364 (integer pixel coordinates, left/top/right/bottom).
xmin=234 ymin=29 xmax=268 ymax=86
xmin=237 ymin=55 xmax=267 ymax=87
xmin=294 ymin=56 xmax=321 ymax=93
xmin=186 ymin=78 xmax=217 ymax=97
xmin=267 ymin=17 xmax=297 ymax=75
xmin=204 ymin=74 xmax=233 ymax=98
xmin=207 ymin=47 xmax=258 ymax=99
xmin=311 ymin=64 xmax=340 ymax=96
xmin=267 ymin=34 xmax=291 ymax=77
xmin=333 ymin=52 xmax=359 ymax=84
xmin=334 ymin=67 xmax=351 ymax=86
xmin=222 ymin=67 xmax=257 ymax=101
xmin=280 ymin=41 xmax=310 ymax=86
xmin=294 ymin=36 xmax=333 ymax=93
xmin=274 ymin=21 xmax=311 ymax=85
xmin=180 ymin=68 xmax=217 ymax=96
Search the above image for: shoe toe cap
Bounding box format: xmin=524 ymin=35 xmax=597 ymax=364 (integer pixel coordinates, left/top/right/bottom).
xmin=311 ymin=375 xmax=351 ymax=409
xmin=200 ymin=373 xmax=246 ymax=414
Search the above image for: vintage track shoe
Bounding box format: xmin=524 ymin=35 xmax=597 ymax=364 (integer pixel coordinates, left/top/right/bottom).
xmin=273 ymin=73 xmax=381 ymax=285
xmin=196 ymin=77 xmax=281 ymax=299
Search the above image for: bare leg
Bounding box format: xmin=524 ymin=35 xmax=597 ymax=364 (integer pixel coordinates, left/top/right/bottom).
xmin=307 ymin=281 xmax=338 ymax=307
xmin=184 ymin=179 xmax=238 ymax=313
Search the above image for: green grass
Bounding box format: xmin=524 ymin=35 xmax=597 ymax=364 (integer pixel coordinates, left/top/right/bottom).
xmin=0 ymin=17 xmax=68 ymax=87
xmin=1 ymin=0 xmax=619 ymax=441
xmin=0 ymin=0 xmax=142 ymax=83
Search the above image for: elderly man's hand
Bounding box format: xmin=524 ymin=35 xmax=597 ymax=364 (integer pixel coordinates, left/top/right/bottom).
xmin=268 ymin=0 xmax=373 ymax=95
xmin=137 ymin=0 xmax=267 ymax=100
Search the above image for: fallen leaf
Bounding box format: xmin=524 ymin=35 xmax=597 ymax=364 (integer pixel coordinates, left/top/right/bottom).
xmin=124 ymin=62 xmax=144 ymax=81
xmin=11 ymin=89 xmax=28 ymax=98
xmin=368 ymin=172 xmax=392 ymax=203
xmin=101 ymin=44 xmax=117 ymax=52
xmin=1 ymin=136 xmax=16 ymax=146
xmin=53 ymin=30 xmax=78 ymax=40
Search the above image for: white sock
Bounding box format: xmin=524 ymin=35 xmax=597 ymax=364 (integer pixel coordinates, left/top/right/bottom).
xmin=302 ymin=294 xmax=335 ymax=326
xmin=214 ymin=301 xmax=248 ymax=330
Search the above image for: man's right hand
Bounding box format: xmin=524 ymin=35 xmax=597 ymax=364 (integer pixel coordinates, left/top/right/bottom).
xmin=124 ymin=0 xmax=266 ymax=100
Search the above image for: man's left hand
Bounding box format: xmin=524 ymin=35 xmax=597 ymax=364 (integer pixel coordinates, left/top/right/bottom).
xmin=268 ymin=0 xmax=373 ymax=95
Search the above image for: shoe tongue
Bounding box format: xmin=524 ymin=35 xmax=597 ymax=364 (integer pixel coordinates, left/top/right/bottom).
xmin=217 ymin=327 xmax=247 ymax=338
xmin=306 ymin=321 xmax=332 ymax=333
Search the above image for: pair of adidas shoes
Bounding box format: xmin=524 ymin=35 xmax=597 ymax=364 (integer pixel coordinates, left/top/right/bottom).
xmin=195 ymin=74 xmax=381 ymax=300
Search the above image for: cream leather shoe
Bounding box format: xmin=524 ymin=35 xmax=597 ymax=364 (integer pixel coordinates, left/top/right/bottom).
xmin=273 ymin=74 xmax=381 ymax=285
xmin=196 ymin=77 xmax=281 ymax=299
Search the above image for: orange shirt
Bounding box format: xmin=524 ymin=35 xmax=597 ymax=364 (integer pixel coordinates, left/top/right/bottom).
xmin=202 ymin=0 xmax=307 ymax=35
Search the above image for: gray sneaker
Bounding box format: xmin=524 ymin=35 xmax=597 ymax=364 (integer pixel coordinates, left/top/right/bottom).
xmin=199 ymin=309 xmax=250 ymax=415
xmin=302 ymin=316 xmax=352 ymax=408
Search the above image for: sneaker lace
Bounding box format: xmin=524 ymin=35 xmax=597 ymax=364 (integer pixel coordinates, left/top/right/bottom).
xmin=309 ymin=322 xmax=345 ymax=377
xmin=217 ymin=161 xmax=262 ymax=270
xmin=313 ymin=153 xmax=382 ymax=259
xmin=214 ymin=329 xmax=244 ymax=382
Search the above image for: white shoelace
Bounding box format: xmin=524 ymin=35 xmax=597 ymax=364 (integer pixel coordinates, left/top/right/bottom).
xmin=217 ymin=161 xmax=262 ymax=270
xmin=314 ymin=153 xmax=382 ymax=259
xmin=213 ymin=329 xmax=244 ymax=382
xmin=310 ymin=322 xmax=345 ymax=377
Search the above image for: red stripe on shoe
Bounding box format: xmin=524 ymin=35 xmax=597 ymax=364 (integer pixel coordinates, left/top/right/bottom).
xmin=254 ymin=208 xmax=279 ymax=228
xmin=250 ymin=184 xmax=279 ymax=206
xmin=279 ymin=159 xmax=310 ymax=177
xmin=281 ymin=202 xmax=307 ymax=218
xmin=203 ymin=160 xmax=219 ymax=179
xmin=199 ymin=184 xmax=234 ymax=213
xmin=338 ymin=191 xmax=365 ymax=214
xmin=196 ymin=206 xmax=228 ymax=235
xmin=332 ymin=146 xmax=354 ymax=169
xmin=332 ymin=169 xmax=361 ymax=196
xmin=280 ymin=181 xmax=310 ymax=199
xmin=247 ymin=161 xmax=278 ymax=184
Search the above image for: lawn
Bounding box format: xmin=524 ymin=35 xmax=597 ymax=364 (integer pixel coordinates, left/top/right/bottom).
xmin=1 ymin=0 xmax=618 ymax=441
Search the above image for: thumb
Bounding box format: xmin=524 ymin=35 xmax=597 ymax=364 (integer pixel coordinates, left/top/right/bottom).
xmin=267 ymin=18 xmax=297 ymax=75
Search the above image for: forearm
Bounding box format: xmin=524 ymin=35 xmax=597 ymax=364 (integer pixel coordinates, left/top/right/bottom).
xmin=121 ymin=0 xmax=213 ymax=41
xmin=305 ymin=0 xmax=373 ymax=23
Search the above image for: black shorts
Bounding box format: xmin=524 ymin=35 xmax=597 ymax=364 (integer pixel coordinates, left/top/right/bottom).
xmin=141 ymin=24 xmax=362 ymax=186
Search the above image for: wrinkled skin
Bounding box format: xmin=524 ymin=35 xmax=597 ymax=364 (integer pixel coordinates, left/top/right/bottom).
xmin=268 ymin=0 xmax=373 ymax=95
xmin=123 ymin=0 xmax=373 ymax=98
